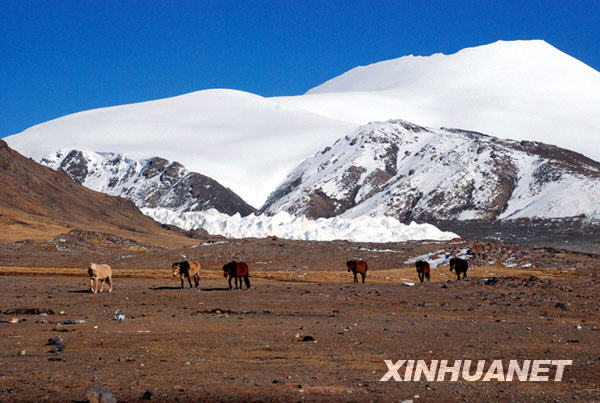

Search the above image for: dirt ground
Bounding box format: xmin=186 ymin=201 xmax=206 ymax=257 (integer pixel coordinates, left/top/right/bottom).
xmin=1 ymin=264 xmax=599 ymax=402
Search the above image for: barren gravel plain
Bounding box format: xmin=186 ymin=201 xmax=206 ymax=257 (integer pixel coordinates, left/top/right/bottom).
xmin=1 ymin=234 xmax=599 ymax=402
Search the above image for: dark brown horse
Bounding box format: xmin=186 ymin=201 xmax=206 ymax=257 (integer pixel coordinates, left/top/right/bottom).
xmin=415 ymin=260 xmax=430 ymax=282
xmin=222 ymin=261 xmax=251 ymax=290
xmin=346 ymin=260 xmax=368 ymax=283
xmin=449 ymin=257 xmax=468 ymax=280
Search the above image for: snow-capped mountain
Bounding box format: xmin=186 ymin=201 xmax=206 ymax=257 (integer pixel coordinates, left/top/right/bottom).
xmin=41 ymin=150 xmax=255 ymax=216
xmin=5 ymin=40 xmax=600 ymax=210
xmin=277 ymin=40 xmax=600 ymax=162
xmin=260 ymin=120 xmax=600 ymax=222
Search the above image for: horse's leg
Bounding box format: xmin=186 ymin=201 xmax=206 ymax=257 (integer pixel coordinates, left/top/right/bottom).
xmin=426 ymin=272 xmax=430 ymax=281
xmin=194 ymin=274 xmax=199 ymax=288
xmin=463 ymin=270 xmax=467 ymax=280
xmin=187 ymin=274 xmax=193 ymax=289
xmin=456 ymin=271 xmax=461 ymax=280
xmin=418 ymin=272 xmax=423 ymax=282
xmin=180 ymin=276 xmax=184 ymax=289
xmin=228 ymin=275 xmax=233 ymax=290
xmin=107 ymin=276 xmax=112 ymax=292
xmin=90 ymin=278 xmax=94 ymax=293
xmin=100 ymin=279 xmax=105 ymax=292
xmin=94 ymin=279 xmax=98 ymax=294
xmin=361 ymin=272 xmax=366 ymax=283
xmin=353 ymin=272 xmax=357 ymax=283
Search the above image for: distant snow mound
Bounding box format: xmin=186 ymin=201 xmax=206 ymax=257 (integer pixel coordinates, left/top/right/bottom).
xmin=141 ymin=208 xmax=459 ymax=242
xmin=6 ymin=89 xmax=353 ymax=207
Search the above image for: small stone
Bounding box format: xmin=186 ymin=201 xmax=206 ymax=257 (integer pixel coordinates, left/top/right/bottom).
xmin=555 ymin=302 xmax=568 ymax=311
xmin=47 ymin=336 xmax=65 ymax=353
xmin=140 ymin=390 xmax=155 ymax=400
xmin=18 ymin=350 xmax=26 ymax=356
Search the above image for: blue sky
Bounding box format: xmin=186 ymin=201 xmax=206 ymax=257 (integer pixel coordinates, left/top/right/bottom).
xmin=2 ymin=0 xmax=599 ymax=137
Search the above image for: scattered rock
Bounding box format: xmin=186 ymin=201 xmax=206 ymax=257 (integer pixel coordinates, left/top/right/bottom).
xmin=18 ymin=350 xmax=26 ymax=356
xmin=300 ymin=335 xmax=315 ymax=342
xmin=555 ymin=302 xmax=569 ymax=311
xmin=85 ymin=386 xmax=116 ymax=403
xmin=47 ymin=336 xmax=65 ymax=353
xmin=3 ymin=308 xmax=54 ymax=315
xmin=482 ymin=277 xmax=498 ymax=286
xmin=140 ymin=389 xmax=155 ymax=400
xmin=59 ymin=319 xmax=86 ymax=325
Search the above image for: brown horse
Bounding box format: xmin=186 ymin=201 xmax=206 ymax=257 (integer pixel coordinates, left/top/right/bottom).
xmin=346 ymin=260 xmax=368 ymax=283
xmin=222 ymin=261 xmax=251 ymax=290
xmin=415 ymin=260 xmax=431 ymax=282
xmin=172 ymin=261 xmax=201 ymax=289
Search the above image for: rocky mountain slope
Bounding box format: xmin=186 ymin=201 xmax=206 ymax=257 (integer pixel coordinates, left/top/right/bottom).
xmin=260 ymin=120 xmax=600 ymax=223
xmin=0 ymin=140 xmax=191 ymax=245
xmin=41 ymin=150 xmax=255 ymax=216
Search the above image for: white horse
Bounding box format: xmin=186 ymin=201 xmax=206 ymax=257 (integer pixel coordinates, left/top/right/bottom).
xmin=88 ymin=263 xmax=112 ymax=293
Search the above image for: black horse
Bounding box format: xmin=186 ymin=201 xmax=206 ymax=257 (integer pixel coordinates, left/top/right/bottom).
xmin=415 ymin=260 xmax=430 ymax=282
xmin=449 ymin=257 xmax=468 ymax=280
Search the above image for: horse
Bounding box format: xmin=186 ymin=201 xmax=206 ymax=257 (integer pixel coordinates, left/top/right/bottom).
xmin=415 ymin=260 xmax=430 ymax=282
xmin=449 ymin=257 xmax=468 ymax=280
xmin=222 ymin=261 xmax=251 ymax=290
xmin=346 ymin=260 xmax=368 ymax=283
xmin=172 ymin=261 xmax=201 ymax=289
xmin=88 ymin=263 xmax=112 ymax=294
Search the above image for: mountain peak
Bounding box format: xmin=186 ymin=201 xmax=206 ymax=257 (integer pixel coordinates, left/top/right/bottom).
xmin=307 ymin=39 xmax=595 ymax=95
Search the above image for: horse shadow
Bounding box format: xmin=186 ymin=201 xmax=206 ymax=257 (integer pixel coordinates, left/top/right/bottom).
xmin=148 ymin=286 xmax=229 ymax=292
xmin=68 ymin=289 xmax=93 ymax=294
xmin=200 ymin=287 xmax=230 ymax=292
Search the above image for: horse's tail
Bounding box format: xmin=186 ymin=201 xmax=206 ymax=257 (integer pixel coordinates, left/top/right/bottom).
xmin=243 ymin=275 xmax=251 ymax=289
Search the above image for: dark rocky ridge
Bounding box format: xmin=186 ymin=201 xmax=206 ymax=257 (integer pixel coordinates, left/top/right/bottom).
xmin=42 ymin=150 xmax=255 ymax=217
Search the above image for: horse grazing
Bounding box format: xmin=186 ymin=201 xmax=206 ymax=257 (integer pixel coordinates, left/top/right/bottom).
xmin=88 ymin=263 xmax=112 ymax=294
xmin=449 ymin=257 xmax=468 ymax=280
xmin=347 ymin=260 xmax=368 ymax=283
xmin=415 ymin=260 xmax=431 ymax=282
xmin=172 ymin=261 xmax=201 ymax=289
xmin=222 ymin=261 xmax=251 ymax=290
